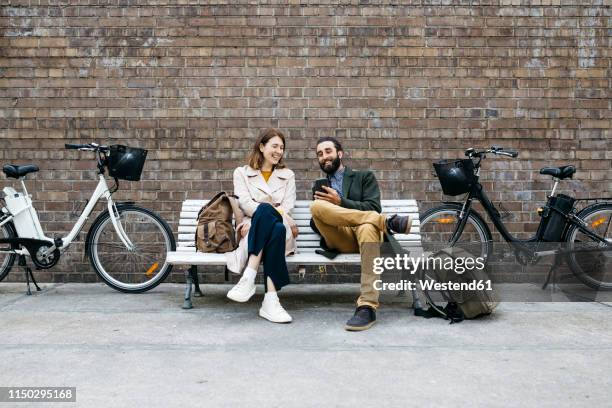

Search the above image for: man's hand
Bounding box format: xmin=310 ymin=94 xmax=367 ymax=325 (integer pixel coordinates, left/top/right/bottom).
xmin=314 ymin=185 xmax=341 ymax=206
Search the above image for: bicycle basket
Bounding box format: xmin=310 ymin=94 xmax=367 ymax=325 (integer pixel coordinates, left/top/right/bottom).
xmin=433 ymin=159 xmax=476 ymax=196
xmin=108 ymin=145 xmax=148 ymax=181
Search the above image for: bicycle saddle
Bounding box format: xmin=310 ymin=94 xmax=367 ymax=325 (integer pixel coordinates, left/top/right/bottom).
xmin=539 ymin=165 xmax=576 ymax=180
xmin=2 ymin=164 xmax=39 ymax=179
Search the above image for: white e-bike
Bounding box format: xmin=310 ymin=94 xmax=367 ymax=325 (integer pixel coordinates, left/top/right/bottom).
xmin=0 ymin=143 xmax=175 ymax=294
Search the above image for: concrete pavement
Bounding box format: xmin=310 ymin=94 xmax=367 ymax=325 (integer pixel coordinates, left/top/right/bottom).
xmin=1 ymin=282 xmax=611 ymax=407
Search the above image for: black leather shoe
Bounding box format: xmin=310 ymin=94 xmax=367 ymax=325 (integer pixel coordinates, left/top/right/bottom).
xmin=345 ymin=306 xmax=376 ymax=331
xmin=386 ymin=214 xmax=412 ymax=235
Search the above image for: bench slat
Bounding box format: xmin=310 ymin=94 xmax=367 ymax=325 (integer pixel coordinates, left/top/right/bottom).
xmin=178 ymin=233 xmax=420 ymax=244
xmin=181 ymin=205 xmax=419 ymax=214
xmin=179 ymin=210 xmax=420 ymax=221
xmin=177 ymin=224 xmax=421 ymax=234
xmin=169 ymin=246 xmax=424 ymax=265
xmin=176 ymin=241 xmax=423 ymax=251
xmin=289 ymin=206 xmax=419 ymax=214
xmin=167 ymin=251 xmax=362 ymax=265
xmin=168 ymin=251 xmax=425 ymax=266
xmin=182 ymin=205 xmax=420 ymax=213
xmin=182 ymin=199 xmax=417 ymax=208
xmin=178 ymin=232 xmax=422 ymax=243
xmin=178 ymin=236 xmax=424 ymax=247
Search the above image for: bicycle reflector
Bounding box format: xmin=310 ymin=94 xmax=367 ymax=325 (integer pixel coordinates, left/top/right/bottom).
xmin=434 ymin=216 xmax=456 ymax=224
xmin=108 ymin=145 xmax=148 ymax=181
xmin=591 ymin=216 xmax=608 ymax=228
xmin=145 ymin=262 xmax=159 ymax=277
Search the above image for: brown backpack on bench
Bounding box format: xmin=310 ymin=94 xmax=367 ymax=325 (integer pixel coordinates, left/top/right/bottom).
xmin=195 ymin=192 xmax=244 ymax=253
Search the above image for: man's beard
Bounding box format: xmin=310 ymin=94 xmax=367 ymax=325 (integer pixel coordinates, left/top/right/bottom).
xmin=319 ymin=156 xmax=341 ymax=175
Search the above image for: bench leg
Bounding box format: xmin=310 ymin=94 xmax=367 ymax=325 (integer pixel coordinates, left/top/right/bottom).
xmin=396 ymin=250 xmax=425 ymax=315
xmin=182 ymin=267 xmax=194 ymax=310
xmin=192 ymin=265 xmax=203 ymax=297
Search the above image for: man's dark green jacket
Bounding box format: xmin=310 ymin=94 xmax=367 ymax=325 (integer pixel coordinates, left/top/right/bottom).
xmin=310 ymin=167 xmax=382 ymax=213
xmin=310 ymin=167 xmax=396 ymax=255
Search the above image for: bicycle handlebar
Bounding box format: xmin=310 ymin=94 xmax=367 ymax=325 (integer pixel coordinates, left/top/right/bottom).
xmin=65 ymin=143 xmax=87 ymax=150
xmin=465 ymin=146 xmax=519 ymax=159
xmin=64 ymin=143 xmax=109 ymax=152
xmin=65 ymin=143 xmax=114 ymax=180
xmin=499 ymin=150 xmax=519 ymax=158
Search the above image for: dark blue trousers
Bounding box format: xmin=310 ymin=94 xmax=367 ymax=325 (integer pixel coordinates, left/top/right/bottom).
xmin=247 ymin=203 xmax=290 ymax=292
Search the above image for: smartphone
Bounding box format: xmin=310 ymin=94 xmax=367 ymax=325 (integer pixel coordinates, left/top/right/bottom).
xmin=313 ymin=179 xmax=330 ymax=197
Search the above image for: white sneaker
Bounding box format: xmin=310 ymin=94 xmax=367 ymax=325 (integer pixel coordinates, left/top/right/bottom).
xmin=226 ymin=276 xmax=256 ymax=303
xmin=259 ymin=296 xmax=292 ymax=323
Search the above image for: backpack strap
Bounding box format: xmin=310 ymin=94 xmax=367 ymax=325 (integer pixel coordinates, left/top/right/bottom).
xmin=203 ymin=222 xmax=210 ymax=245
xmin=227 ymin=195 xmax=244 ymax=225
xmin=415 ymin=301 xmax=465 ymax=324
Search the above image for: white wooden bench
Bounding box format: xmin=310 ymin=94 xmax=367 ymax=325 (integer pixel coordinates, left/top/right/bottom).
xmin=167 ymin=199 xmax=422 ymax=309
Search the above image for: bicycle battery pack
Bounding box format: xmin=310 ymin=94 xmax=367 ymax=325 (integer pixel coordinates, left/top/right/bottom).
xmin=3 ymin=187 xmax=45 ymax=240
xmin=536 ymin=193 xmax=575 ymax=242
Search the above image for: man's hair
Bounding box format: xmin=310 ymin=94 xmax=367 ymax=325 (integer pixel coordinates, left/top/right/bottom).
xmin=316 ymin=136 xmax=343 ymax=152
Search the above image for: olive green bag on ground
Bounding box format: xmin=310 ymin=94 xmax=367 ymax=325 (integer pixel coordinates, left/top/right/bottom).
xmin=418 ymin=246 xmax=498 ymax=323
xmin=195 ymin=192 xmax=244 ymax=253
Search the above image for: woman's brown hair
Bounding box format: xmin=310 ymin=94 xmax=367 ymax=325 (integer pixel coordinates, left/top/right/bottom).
xmin=247 ymin=128 xmax=287 ymax=170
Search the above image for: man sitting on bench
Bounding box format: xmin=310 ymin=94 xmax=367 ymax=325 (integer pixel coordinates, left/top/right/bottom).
xmin=310 ymin=137 xmax=412 ymax=331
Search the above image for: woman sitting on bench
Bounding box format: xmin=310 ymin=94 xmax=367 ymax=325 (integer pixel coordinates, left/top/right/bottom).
xmin=226 ymin=128 xmax=298 ymax=324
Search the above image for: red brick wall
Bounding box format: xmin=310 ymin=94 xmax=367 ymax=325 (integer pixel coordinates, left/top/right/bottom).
xmin=1 ymin=1 xmax=610 ymax=282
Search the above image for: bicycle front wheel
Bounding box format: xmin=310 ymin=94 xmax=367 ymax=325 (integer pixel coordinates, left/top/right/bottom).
xmin=420 ymin=204 xmax=493 ymax=260
xmin=418 ymin=204 xmax=493 ymax=312
xmin=564 ymin=202 xmax=612 ymax=290
xmin=86 ymin=204 xmax=176 ymax=293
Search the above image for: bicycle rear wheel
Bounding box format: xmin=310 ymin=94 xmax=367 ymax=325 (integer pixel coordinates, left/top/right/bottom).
xmin=86 ymin=204 xmax=176 ymax=293
xmin=0 ymin=221 xmax=17 ymax=282
xmin=564 ymin=203 xmax=612 ymax=290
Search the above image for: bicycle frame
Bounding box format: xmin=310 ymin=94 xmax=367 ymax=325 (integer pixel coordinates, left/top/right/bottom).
xmin=450 ymin=175 xmax=611 ymax=258
xmin=0 ymin=174 xmax=135 ymax=256
xmin=458 ymin=183 xmax=535 ymax=244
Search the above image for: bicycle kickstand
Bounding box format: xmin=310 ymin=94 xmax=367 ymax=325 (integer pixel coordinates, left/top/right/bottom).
xmin=19 ymin=255 xmax=41 ymax=295
xmin=541 ymin=253 xmax=561 ymax=291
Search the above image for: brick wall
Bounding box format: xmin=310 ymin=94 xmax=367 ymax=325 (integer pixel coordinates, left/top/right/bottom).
xmin=1 ymin=1 xmax=610 ymax=283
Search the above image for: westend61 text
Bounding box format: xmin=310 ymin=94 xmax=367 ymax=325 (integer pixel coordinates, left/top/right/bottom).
xmin=373 ymin=279 xmax=493 ymax=292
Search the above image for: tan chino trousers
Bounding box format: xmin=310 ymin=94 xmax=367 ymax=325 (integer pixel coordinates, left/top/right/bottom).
xmin=310 ymin=200 xmax=386 ymax=309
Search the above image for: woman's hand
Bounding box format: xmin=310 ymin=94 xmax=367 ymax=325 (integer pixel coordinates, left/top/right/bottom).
xmin=290 ymin=224 xmax=299 ymax=238
xmin=236 ymin=223 xmax=250 ymax=239
xmin=281 ymin=214 xmax=299 ymax=238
